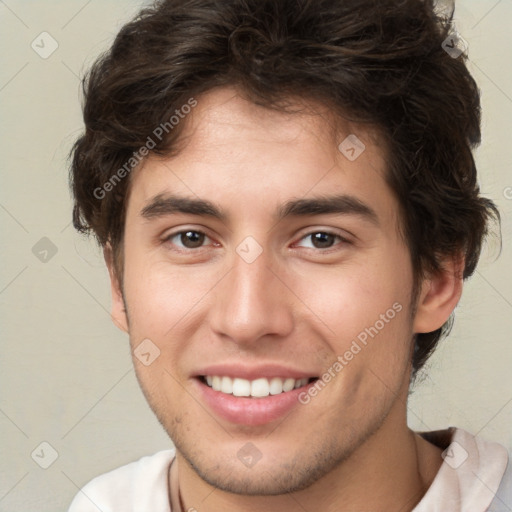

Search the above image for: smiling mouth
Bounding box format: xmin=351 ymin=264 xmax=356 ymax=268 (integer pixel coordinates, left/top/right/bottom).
xmin=199 ymin=375 xmax=317 ymax=398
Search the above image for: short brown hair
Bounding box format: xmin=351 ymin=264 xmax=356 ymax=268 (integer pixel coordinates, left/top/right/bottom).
xmin=69 ymin=0 xmax=500 ymax=377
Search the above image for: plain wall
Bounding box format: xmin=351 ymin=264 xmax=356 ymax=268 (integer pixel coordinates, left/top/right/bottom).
xmin=1 ymin=1 xmax=511 ymax=510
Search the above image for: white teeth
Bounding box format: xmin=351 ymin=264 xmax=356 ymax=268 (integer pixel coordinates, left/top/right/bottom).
xmin=232 ymin=378 xmax=251 ymax=397
xmin=204 ymin=376 xmax=310 ymax=397
xmin=212 ymin=376 xmax=221 ymax=391
xmin=283 ymin=378 xmax=295 ymax=392
xmin=269 ymin=377 xmax=283 ymax=395
xmin=220 ymin=376 xmax=233 ymax=394
xmin=251 ymin=378 xmax=270 ymax=397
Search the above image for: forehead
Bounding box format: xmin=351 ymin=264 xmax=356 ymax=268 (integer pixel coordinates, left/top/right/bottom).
xmin=126 ymin=86 xmax=397 ymax=227
xmin=168 ymin=87 xmax=386 ymax=166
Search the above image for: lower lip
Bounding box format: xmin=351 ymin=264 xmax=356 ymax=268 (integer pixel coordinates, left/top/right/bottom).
xmin=195 ymin=378 xmax=315 ymax=426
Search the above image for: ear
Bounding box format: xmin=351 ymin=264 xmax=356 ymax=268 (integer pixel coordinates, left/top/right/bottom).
xmin=104 ymin=243 xmax=129 ymax=333
xmin=412 ymin=254 xmax=464 ymax=334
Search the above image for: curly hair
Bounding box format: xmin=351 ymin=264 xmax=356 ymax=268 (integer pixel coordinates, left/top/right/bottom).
xmin=69 ymin=0 xmax=500 ymax=377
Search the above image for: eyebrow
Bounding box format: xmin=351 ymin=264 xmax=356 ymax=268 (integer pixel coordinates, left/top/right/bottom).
xmin=141 ymin=193 xmax=379 ymax=226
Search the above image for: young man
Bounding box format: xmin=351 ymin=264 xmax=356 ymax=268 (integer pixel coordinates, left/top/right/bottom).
xmin=68 ymin=0 xmax=510 ymax=510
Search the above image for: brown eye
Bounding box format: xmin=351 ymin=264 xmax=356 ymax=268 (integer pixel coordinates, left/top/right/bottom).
xmin=166 ymin=230 xmax=209 ymax=249
xmin=296 ymin=231 xmax=343 ymax=250
xmin=179 ymin=231 xmax=205 ymax=248
xmin=310 ymin=232 xmax=337 ymax=249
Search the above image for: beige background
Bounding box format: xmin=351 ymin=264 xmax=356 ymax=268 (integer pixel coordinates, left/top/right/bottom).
xmin=0 ymin=1 xmax=511 ymax=510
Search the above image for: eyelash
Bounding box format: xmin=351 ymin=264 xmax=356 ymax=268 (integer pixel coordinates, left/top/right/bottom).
xmin=162 ymin=229 xmax=350 ymax=253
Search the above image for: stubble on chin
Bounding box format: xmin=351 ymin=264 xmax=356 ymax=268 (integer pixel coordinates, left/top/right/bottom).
xmin=163 ymin=406 xmax=392 ymax=497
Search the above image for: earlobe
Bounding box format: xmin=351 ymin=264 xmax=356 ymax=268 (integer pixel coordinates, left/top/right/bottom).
xmin=103 ymin=243 xmax=129 ymax=333
xmin=412 ymin=254 xmax=464 ymax=334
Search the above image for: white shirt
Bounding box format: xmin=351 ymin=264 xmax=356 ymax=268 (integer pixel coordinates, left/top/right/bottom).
xmin=68 ymin=428 xmax=511 ymax=511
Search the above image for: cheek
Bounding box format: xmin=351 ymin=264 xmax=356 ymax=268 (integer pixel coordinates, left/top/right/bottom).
xmin=294 ymin=246 xmax=413 ymax=357
xmin=305 ymin=268 xmax=408 ymax=330
xmin=122 ymin=254 xmax=215 ymax=338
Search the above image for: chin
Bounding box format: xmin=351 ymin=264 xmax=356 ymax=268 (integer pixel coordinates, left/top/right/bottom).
xmin=183 ymin=455 xmax=332 ymax=496
xmin=171 ymin=427 xmax=362 ymax=496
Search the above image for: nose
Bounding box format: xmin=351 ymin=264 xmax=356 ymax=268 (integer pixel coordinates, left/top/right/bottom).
xmin=209 ymin=243 xmax=294 ymax=346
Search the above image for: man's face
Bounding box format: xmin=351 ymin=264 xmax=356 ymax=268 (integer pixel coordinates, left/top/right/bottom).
xmin=113 ymin=87 xmax=419 ymax=494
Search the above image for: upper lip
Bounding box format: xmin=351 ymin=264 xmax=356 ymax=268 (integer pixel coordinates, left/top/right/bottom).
xmin=194 ymin=363 xmax=318 ymax=380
